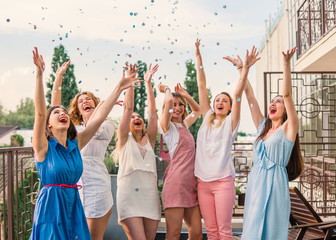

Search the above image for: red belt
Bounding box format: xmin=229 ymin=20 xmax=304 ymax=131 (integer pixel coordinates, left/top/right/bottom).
xmin=44 ymin=184 xmax=82 ymax=189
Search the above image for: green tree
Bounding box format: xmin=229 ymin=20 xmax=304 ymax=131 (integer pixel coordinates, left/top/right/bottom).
xmin=0 ymin=103 xmax=6 ymax=125
xmin=5 ymin=98 xmax=35 ymax=128
xmin=133 ymin=60 xmax=157 ymax=120
xmin=184 ymin=59 xmax=212 ymax=140
xmin=46 ymin=45 xmax=79 ymax=109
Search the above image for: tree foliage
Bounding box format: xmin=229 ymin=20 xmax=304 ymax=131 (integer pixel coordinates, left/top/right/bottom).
xmin=133 ymin=60 xmax=157 ymax=120
xmin=46 ymin=44 xmax=79 ymax=109
xmin=184 ymin=59 xmax=212 ymax=140
xmin=1 ymin=98 xmax=35 ymax=129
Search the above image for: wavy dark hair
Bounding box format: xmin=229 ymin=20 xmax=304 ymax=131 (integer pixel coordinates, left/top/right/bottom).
xmin=256 ymin=96 xmax=304 ymax=181
xmin=45 ymin=106 xmax=77 ymax=140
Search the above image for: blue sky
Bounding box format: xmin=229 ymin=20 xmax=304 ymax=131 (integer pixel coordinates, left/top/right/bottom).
xmin=0 ymin=0 xmax=283 ymax=133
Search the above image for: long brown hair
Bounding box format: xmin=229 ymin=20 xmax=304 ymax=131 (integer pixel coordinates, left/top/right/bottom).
xmin=256 ymin=99 xmax=304 ymax=181
xmin=68 ymin=91 xmax=100 ymax=125
xmin=207 ymin=92 xmax=233 ymax=128
xmin=45 ymin=106 xmax=77 ymax=140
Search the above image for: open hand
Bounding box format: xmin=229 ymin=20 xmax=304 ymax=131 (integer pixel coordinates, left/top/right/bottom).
xmin=195 ymin=38 xmax=201 ymax=55
xmin=123 ymin=63 xmax=139 ymax=77
xmin=174 ymin=83 xmax=188 ymax=98
xmin=282 ymin=47 xmax=296 ymax=63
xmin=56 ymin=60 xmax=70 ymax=77
xmin=33 ymin=47 xmax=45 ymax=73
xmin=223 ymin=55 xmax=243 ymax=68
xmin=244 ymin=46 xmax=260 ymax=68
xmin=119 ymin=71 xmax=142 ymax=91
xmin=144 ymin=64 xmax=159 ymax=84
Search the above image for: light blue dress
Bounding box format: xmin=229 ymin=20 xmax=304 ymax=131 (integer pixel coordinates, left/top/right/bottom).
xmin=30 ymin=137 xmax=91 ymax=240
xmin=241 ymin=118 xmax=294 ymax=240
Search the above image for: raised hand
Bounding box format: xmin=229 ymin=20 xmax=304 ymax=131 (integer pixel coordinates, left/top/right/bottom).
xmin=158 ymin=82 xmax=169 ymax=93
xmin=56 ymin=60 xmax=70 ymax=77
xmin=195 ymin=38 xmax=201 ymax=55
xmin=174 ymin=83 xmax=189 ymax=98
xmin=123 ymin=63 xmax=139 ymax=77
xmin=223 ymin=55 xmax=243 ymax=68
xmin=144 ymin=64 xmax=159 ymax=84
xmin=244 ymin=46 xmax=261 ymax=68
xmin=33 ymin=47 xmax=45 ymax=73
xmin=282 ymin=47 xmax=296 ymax=63
xmin=118 ymin=71 xmax=142 ymax=91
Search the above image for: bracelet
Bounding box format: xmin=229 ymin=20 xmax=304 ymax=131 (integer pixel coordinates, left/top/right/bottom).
xmin=237 ymin=66 xmax=243 ymax=69
xmin=164 ymin=87 xmax=171 ymax=93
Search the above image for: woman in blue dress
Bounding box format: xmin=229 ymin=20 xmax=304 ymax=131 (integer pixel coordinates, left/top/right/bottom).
xmin=225 ymin=47 xmax=304 ymax=239
xmin=30 ymin=47 xmax=141 ymax=240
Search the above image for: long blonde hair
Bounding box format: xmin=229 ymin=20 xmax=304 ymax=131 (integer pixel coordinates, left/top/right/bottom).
xmin=206 ymin=92 xmax=232 ymax=128
xmin=68 ymin=91 xmax=100 ymax=125
xmin=162 ymin=92 xmax=189 ymax=125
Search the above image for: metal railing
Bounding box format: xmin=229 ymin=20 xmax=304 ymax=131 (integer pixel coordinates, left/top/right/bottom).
xmin=297 ymin=0 xmax=336 ymax=56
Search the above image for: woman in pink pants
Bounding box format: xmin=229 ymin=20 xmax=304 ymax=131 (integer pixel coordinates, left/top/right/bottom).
xmin=194 ymin=39 xmax=260 ymax=240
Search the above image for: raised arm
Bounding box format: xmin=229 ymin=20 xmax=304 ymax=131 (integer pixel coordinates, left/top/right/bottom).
xmin=282 ymin=47 xmax=299 ymax=142
xmin=224 ymin=55 xmax=264 ymax=129
xmin=226 ymin=46 xmax=260 ymax=131
xmin=195 ymin=39 xmax=211 ymax=117
xmin=144 ymin=64 xmax=159 ymax=148
xmin=51 ymin=61 xmax=70 ymax=106
xmin=159 ymin=82 xmax=174 ymax=133
xmin=117 ymin=64 xmax=139 ymax=150
xmin=174 ymin=83 xmax=200 ymax=127
xmin=32 ymin=47 xmax=48 ymax=162
xmin=78 ymin=66 xmax=141 ymax=150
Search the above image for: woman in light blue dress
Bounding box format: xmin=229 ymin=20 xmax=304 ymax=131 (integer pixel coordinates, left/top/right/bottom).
xmin=225 ymin=47 xmax=304 ymax=239
xmin=30 ymin=48 xmax=140 ymax=240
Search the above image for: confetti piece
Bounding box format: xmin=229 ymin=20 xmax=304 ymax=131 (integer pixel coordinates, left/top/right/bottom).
xmin=199 ymin=66 xmax=203 ymax=69
xmin=169 ymin=109 xmax=173 ymax=113
xmin=142 ymin=22 xmax=145 ymax=26
xmin=95 ymin=89 xmax=99 ymax=92
xmin=133 ymin=25 xmax=135 ymax=28
xmin=149 ymin=114 xmax=154 ymax=119
xmin=214 ymin=62 xmax=217 ymax=65
xmin=169 ymin=51 xmax=174 ymax=55
xmin=223 ymin=5 xmax=227 ymax=8
xmin=34 ymin=25 xmax=37 ymax=29
xmin=134 ymin=12 xmax=138 ymax=16
xmin=120 ymin=39 xmax=123 ymax=42
xmin=59 ymin=37 xmax=63 ymax=40
xmin=78 ymin=80 xmax=82 ymax=84
xmin=6 ymin=19 xmax=10 ymax=22
xmin=130 ymin=12 xmax=133 ymax=16
xmin=135 ymin=188 xmax=139 ymax=192
xmin=231 ymin=24 xmax=233 ymax=27
xmin=191 ymin=113 xmax=195 ymax=117
xmin=216 ymin=42 xmax=220 ymax=46
xmin=65 ymin=33 xmax=68 ymax=38
xmin=128 ymin=132 xmax=132 ymax=136
xmin=58 ymin=87 xmax=62 ymax=90
xmin=214 ymin=12 xmax=218 ymax=16
xmin=159 ymin=157 xmax=162 ymax=161
xmin=237 ymin=98 xmax=241 ymax=102
xmin=227 ymin=82 xmax=230 ymax=85
xmin=250 ymin=104 xmax=253 ymax=108
xmin=115 ymin=164 xmax=119 ymax=167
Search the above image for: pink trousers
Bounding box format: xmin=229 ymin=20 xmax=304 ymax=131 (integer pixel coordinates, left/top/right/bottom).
xmin=197 ymin=176 xmax=235 ymax=240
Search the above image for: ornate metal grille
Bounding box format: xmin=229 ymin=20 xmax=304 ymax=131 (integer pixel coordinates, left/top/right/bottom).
xmin=264 ymin=71 xmax=336 ymax=217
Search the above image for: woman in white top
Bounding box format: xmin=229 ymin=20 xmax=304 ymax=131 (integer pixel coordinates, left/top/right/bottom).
xmin=51 ymin=62 xmax=123 ymax=240
xmin=194 ymin=39 xmax=260 ymax=239
xmin=116 ymin=63 xmax=161 ymax=240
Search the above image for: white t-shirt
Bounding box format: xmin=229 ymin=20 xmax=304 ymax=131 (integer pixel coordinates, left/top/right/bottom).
xmin=159 ymin=121 xmax=189 ymax=159
xmin=195 ymin=108 xmax=239 ymax=181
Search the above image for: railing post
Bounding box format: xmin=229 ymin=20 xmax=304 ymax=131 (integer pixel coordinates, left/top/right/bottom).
xmin=7 ymin=150 xmax=14 ymax=239
xmin=321 ymin=0 xmax=326 ymax=34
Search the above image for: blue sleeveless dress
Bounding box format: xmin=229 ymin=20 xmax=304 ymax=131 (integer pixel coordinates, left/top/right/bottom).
xmin=241 ymin=118 xmax=294 ymax=240
xmin=30 ymin=137 xmax=91 ymax=240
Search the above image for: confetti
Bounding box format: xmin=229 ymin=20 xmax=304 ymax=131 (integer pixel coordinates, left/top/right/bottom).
xmin=120 ymin=39 xmax=123 ymax=42
xmin=128 ymin=132 xmax=132 ymax=136
xmin=149 ymin=114 xmax=154 ymax=119
xmin=223 ymin=5 xmax=227 ymax=9
xmin=34 ymin=25 xmax=37 ymax=29
xmin=191 ymin=113 xmax=195 ymax=117
xmin=134 ymin=12 xmax=138 ymax=16
xmin=6 ymin=19 xmax=10 ymax=22
xmin=130 ymin=12 xmax=133 ymax=16
xmin=216 ymin=42 xmax=220 ymax=46
xmin=214 ymin=62 xmax=217 ymax=65
xmin=65 ymin=33 xmax=69 ymax=38
xmin=199 ymin=66 xmax=203 ymax=69
xmin=250 ymin=104 xmax=253 ymax=108
xmin=58 ymin=87 xmax=62 ymax=90
xmin=95 ymin=89 xmax=99 ymax=92
xmin=169 ymin=109 xmax=173 ymax=113
xmin=78 ymin=80 xmax=82 ymax=84
xmin=115 ymin=164 xmax=119 ymax=167
xmin=135 ymin=188 xmax=139 ymax=192
xmin=133 ymin=25 xmax=135 ymax=28
xmin=237 ymin=98 xmax=241 ymax=102
xmin=227 ymin=82 xmax=230 ymax=85
xmin=214 ymin=12 xmax=218 ymax=16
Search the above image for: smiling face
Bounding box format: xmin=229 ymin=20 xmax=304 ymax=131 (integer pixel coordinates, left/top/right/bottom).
xmin=130 ymin=112 xmax=144 ymax=133
xmin=77 ymin=94 xmax=96 ymax=119
xmin=47 ymin=107 xmax=70 ymax=132
xmin=171 ymin=97 xmax=186 ymax=122
xmin=214 ymin=93 xmax=232 ymax=116
xmin=269 ymin=95 xmax=286 ymax=120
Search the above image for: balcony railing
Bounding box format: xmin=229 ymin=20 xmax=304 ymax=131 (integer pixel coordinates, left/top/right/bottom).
xmin=297 ymin=0 xmax=336 ymax=56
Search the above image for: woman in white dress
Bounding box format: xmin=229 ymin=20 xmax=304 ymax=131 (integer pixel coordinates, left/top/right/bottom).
xmin=51 ymin=61 xmax=124 ymax=240
xmin=115 ymin=63 xmax=161 ymax=240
